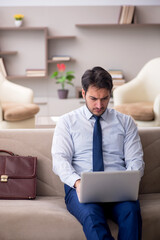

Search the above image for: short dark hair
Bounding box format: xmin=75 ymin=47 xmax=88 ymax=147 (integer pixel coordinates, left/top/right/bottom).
xmin=81 ymin=66 xmax=113 ymax=93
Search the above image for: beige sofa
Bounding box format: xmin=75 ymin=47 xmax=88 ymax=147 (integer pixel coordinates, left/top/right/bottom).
xmin=0 ymin=128 xmax=160 ymax=240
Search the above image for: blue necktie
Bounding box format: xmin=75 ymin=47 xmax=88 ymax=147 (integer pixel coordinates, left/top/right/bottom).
xmin=93 ymin=115 xmax=104 ymax=171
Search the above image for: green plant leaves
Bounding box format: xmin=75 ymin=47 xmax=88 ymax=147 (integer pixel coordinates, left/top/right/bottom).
xmin=56 ymin=76 xmax=66 ymax=83
xmin=51 ymin=69 xmax=75 ymax=89
xmin=66 ymin=74 xmax=75 ymax=81
xmin=51 ymin=71 xmax=58 ymax=78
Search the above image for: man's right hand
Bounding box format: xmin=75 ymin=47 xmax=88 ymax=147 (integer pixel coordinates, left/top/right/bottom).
xmin=74 ymin=179 xmax=81 ymax=201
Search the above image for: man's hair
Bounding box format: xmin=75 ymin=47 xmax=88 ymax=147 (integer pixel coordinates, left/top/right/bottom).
xmin=81 ymin=66 xmax=113 ymax=93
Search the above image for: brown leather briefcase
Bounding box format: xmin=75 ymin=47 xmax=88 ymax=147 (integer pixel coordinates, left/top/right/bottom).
xmin=0 ymin=150 xmax=37 ymax=199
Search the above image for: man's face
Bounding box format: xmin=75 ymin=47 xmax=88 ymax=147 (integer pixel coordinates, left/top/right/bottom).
xmin=82 ymin=85 xmax=111 ymax=116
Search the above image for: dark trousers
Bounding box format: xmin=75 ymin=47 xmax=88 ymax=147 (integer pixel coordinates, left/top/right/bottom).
xmin=64 ymin=184 xmax=142 ymax=240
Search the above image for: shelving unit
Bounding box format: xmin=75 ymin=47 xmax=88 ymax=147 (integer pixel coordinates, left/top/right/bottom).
xmin=47 ymin=35 xmax=76 ymax=40
xmin=0 ymin=27 xmax=76 ymax=79
xmin=0 ymin=21 xmax=159 ymax=80
xmin=0 ymin=27 xmax=48 ymax=79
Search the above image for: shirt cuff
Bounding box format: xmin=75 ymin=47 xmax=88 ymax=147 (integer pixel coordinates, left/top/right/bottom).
xmin=66 ymin=172 xmax=81 ymax=188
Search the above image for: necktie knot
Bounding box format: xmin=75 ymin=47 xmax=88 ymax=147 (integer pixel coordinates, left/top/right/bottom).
xmin=93 ymin=115 xmax=101 ymax=121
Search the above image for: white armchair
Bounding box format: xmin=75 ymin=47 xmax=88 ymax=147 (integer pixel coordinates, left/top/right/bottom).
xmin=113 ymin=57 xmax=160 ymax=127
xmin=0 ymin=72 xmax=39 ymax=129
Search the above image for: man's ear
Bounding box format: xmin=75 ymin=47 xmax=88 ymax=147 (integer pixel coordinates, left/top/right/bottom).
xmin=82 ymin=88 xmax=86 ymax=99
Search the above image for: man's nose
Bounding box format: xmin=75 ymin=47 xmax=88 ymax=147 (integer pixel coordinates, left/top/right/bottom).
xmin=96 ymin=100 xmax=102 ymax=108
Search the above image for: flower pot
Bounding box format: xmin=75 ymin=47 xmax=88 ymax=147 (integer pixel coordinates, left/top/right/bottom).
xmin=15 ymin=20 xmax=23 ymax=27
xmin=58 ymin=89 xmax=68 ymax=99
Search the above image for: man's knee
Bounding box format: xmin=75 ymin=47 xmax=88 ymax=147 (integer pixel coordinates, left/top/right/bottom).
xmin=124 ymin=201 xmax=141 ymax=215
xmin=113 ymin=200 xmax=141 ymax=223
xmin=118 ymin=201 xmax=140 ymax=212
xmin=78 ymin=203 xmax=104 ymax=223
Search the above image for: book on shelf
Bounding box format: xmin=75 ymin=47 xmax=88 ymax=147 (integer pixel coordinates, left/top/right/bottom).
xmin=0 ymin=58 xmax=7 ymax=77
xmin=118 ymin=6 xmax=135 ymax=24
xmin=111 ymin=74 xmax=123 ymax=79
xmin=108 ymin=70 xmax=123 ymax=74
xmin=113 ymin=79 xmax=125 ymax=84
xmin=51 ymin=55 xmax=71 ymax=61
xmin=113 ymin=80 xmax=125 ymax=87
xmin=113 ymin=83 xmax=125 ymax=88
xmin=26 ymin=69 xmax=45 ymax=73
xmin=26 ymin=73 xmax=46 ymax=77
xmin=109 ymin=69 xmax=126 ymax=90
xmin=26 ymin=69 xmax=46 ymax=77
xmin=118 ymin=6 xmax=129 ymax=24
xmin=108 ymin=69 xmax=123 ymax=79
xmin=126 ymin=6 xmax=135 ymax=24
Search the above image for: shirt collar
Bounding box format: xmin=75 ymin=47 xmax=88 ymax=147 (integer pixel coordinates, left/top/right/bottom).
xmin=101 ymin=108 xmax=108 ymax=121
xmin=84 ymin=105 xmax=109 ymax=121
xmin=84 ymin=105 xmax=93 ymax=120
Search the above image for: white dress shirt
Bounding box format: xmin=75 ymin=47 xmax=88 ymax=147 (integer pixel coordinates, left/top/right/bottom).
xmin=52 ymin=105 xmax=144 ymax=188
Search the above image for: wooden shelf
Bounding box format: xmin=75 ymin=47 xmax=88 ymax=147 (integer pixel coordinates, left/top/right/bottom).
xmin=0 ymin=27 xmax=47 ymax=31
xmin=76 ymin=23 xmax=119 ymax=27
xmin=47 ymin=35 xmax=76 ymax=40
xmin=7 ymin=75 xmax=47 ymax=80
xmin=47 ymin=58 xmax=75 ymax=63
xmin=0 ymin=51 xmax=18 ymax=56
xmin=75 ymin=23 xmax=160 ymax=27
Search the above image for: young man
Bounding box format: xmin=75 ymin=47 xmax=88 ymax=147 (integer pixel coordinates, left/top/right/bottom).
xmin=52 ymin=66 xmax=145 ymax=240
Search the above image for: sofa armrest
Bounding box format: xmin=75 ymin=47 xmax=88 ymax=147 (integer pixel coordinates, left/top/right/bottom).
xmin=0 ymin=103 xmax=3 ymax=121
xmin=1 ymin=80 xmax=33 ymax=104
xmin=153 ymin=94 xmax=160 ymax=125
xmin=113 ymin=77 xmax=145 ymax=106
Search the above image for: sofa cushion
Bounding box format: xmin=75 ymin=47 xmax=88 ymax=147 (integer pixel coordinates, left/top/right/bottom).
xmin=0 ymin=196 xmax=86 ymax=240
xmin=2 ymin=102 xmax=39 ymax=122
xmin=114 ymin=102 xmax=154 ymax=121
xmin=0 ymin=196 xmax=118 ymax=240
xmin=0 ymin=194 xmax=159 ymax=240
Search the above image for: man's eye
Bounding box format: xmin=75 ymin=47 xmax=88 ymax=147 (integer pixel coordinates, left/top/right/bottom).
xmin=103 ymin=97 xmax=108 ymax=100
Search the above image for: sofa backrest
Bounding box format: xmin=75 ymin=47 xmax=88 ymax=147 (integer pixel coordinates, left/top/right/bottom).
xmin=139 ymin=127 xmax=160 ymax=194
xmin=0 ymin=128 xmax=160 ymax=196
xmin=0 ymin=129 xmax=65 ymax=197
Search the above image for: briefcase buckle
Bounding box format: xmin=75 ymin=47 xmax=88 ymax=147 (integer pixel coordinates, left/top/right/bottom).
xmin=1 ymin=175 xmax=8 ymax=183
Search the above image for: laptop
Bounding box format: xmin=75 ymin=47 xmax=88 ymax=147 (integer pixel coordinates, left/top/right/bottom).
xmin=79 ymin=170 xmax=141 ymax=203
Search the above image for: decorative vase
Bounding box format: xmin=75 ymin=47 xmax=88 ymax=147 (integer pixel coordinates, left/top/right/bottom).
xmin=58 ymin=89 xmax=68 ymax=99
xmin=15 ymin=20 xmax=23 ymax=27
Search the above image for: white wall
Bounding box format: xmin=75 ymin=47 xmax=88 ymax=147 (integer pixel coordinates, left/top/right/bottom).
xmin=0 ymin=6 xmax=160 ymax=99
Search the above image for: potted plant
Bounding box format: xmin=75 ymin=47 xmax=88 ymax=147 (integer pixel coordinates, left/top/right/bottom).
xmin=51 ymin=63 xmax=75 ymax=99
xmin=14 ymin=14 xmax=24 ymax=27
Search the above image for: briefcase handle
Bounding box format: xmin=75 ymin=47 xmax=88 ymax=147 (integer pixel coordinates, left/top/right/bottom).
xmin=0 ymin=150 xmax=15 ymax=156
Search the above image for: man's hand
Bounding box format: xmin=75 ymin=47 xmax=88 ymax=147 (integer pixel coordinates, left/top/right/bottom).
xmin=74 ymin=179 xmax=81 ymax=201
